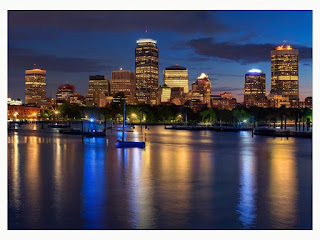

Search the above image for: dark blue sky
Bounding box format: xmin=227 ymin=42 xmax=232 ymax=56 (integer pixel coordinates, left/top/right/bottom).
xmin=8 ymin=10 xmax=312 ymax=102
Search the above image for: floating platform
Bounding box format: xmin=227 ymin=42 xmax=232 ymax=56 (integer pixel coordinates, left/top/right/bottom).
xmin=164 ymin=125 xmax=251 ymax=132
xmin=254 ymin=128 xmax=312 ymax=138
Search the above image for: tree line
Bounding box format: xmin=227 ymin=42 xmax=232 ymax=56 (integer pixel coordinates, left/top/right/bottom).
xmin=40 ymin=101 xmax=312 ymax=125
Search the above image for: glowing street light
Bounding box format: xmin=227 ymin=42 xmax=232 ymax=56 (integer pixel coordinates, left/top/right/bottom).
xmin=131 ymin=113 xmax=137 ymax=119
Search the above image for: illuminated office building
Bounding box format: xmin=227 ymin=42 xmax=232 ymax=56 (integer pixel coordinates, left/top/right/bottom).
xmin=7 ymin=98 xmax=22 ymax=106
xmin=8 ymin=105 xmax=40 ymax=120
xmin=191 ymin=73 xmax=211 ymax=107
xmin=25 ymin=68 xmax=46 ymax=106
xmin=157 ymin=84 xmax=171 ymax=104
xmin=111 ymin=69 xmax=136 ymax=104
xmin=271 ymin=45 xmax=299 ymax=107
xmin=210 ymin=93 xmax=237 ymax=110
xmin=88 ymin=75 xmax=110 ymax=107
xmin=135 ymin=38 xmax=159 ymax=103
xmin=244 ymin=69 xmax=267 ymax=108
xmin=163 ymin=65 xmax=189 ymax=93
xmin=56 ymin=83 xmax=75 ymax=105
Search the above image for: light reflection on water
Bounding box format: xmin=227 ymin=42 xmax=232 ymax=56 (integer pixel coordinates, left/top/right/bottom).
xmin=8 ymin=125 xmax=312 ymax=229
xmin=237 ymin=132 xmax=257 ymax=229
xmin=268 ymin=137 xmax=298 ymax=229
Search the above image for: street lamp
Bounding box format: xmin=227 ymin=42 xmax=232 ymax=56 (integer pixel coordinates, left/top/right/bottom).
xmin=131 ymin=113 xmax=137 ymax=121
xmin=54 ymin=110 xmax=59 ymax=123
xmin=14 ymin=112 xmax=18 ymax=121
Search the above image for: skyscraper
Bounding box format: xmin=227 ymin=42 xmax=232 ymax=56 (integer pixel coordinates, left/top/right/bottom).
xmin=25 ymin=68 xmax=46 ymax=106
xmin=163 ymin=65 xmax=189 ymax=93
xmin=244 ymin=69 xmax=267 ymax=108
xmin=271 ymin=45 xmax=299 ymax=107
xmin=135 ymin=38 xmax=159 ymax=104
xmin=191 ymin=73 xmax=211 ymax=107
xmin=111 ymin=69 xmax=136 ymax=104
xmin=88 ymin=75 xmax=110 ymax=107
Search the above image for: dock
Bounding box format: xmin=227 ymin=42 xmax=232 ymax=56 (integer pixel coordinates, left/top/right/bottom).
xmin=253 ymin=128 xmax=312 ymax=138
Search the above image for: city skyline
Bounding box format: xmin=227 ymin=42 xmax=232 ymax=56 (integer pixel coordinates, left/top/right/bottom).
xmin=8 ymin=10 xmax=312 ymax=102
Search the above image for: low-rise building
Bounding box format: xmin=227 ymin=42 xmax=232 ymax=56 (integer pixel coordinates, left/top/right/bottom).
xmin=8 ymin=105 xmax=41 ymax=120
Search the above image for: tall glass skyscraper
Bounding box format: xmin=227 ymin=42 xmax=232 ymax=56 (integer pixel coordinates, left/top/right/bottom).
xmin=271 ymin=45 xmax=299 ymax=107
xmin=163 ymin=65 xmax=189 ymax=93
xmin=25 ymin=68 xmax=46 ymax=106
xmin=244 ymin=69 xmax=266 ymax=108
xmin=135 ymin=38 xmax=159 ymax=104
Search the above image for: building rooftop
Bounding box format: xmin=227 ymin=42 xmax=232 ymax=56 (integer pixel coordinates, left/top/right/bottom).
xmin=197 ymin=73 xmax=209 ymax=79
xmin=165 ymin=64 xmax=187 ymax=71
xmin=275 ymin=45 xmax=293 ymax=50
xmin=57 ymin=83 xmax=75 ymax=92
xmin=246 ymin=69 xmax=264 ymax=76
xmin=136 ymin=38 xmax=157 ymax=44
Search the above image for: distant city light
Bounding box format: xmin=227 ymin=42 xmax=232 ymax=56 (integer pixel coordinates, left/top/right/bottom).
xmin=90 ymin=118 xmax=95 ymax=122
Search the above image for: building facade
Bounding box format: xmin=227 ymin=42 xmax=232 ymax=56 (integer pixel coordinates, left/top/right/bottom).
xmin=7 ymin=98 xmax=22 ymax=106
xmin=111 ymin=69 xmax=136 ymax=104
xmin=271 ymin=45 xmax=299 ymax=107
xmin=135 ymin=38 xmax=159 ymax=104
xmin=56 ymin=83 xmax=75 ymax=105
xmin=8 ymin=105 xmax=40 ymax=120
xmin=191 ymin=73 xmax=211 ymax=107
xmin=244 ymin=69 xmax=267 ymax=108
xmin=211 ymin=92 xmax=237 ymax=110
xmin=157 ymin=84 xmax=171 ymax=104
xmin=25 ymin=68 xmax=46 ymax=106
xmin=163 ymin=65 xmax=189 ymax=93
xmin=88 ymin=75 xmax=110 ymax=107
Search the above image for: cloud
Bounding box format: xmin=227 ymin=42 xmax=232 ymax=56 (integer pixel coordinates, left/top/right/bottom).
xmin=185 ymin=37 xmax=312 ymax=64
xmin=9 ymin=29 xmax=57 ymax=41
xmin=8 ymin=11 xmax=229 ymax=37
xmin=8 ymin=47 xmax=115 ymax=73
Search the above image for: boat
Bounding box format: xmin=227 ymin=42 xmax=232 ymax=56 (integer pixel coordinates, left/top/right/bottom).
xmin=115 ymin=99 xmax=145 ymax=148
xmin=115 ymin=140 xmax=145 ymax=148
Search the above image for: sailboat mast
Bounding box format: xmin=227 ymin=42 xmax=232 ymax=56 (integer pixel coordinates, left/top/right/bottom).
xmin=122 ymin=99 xmax=125 ymax=141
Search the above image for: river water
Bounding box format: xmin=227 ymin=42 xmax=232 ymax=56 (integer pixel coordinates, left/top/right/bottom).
xmin=8 ymin=124 xmax=312 ymax=229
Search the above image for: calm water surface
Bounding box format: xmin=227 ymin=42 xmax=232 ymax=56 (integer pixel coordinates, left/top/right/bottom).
xmin=8 ymin=124 xmax=312 ymax=229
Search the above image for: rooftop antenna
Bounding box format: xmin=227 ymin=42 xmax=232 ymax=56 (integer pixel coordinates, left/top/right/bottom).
xmin=145 ymin=25 xmax=148 ymax=38
xmin=282 ymin=40 xmax=287 ymax=47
